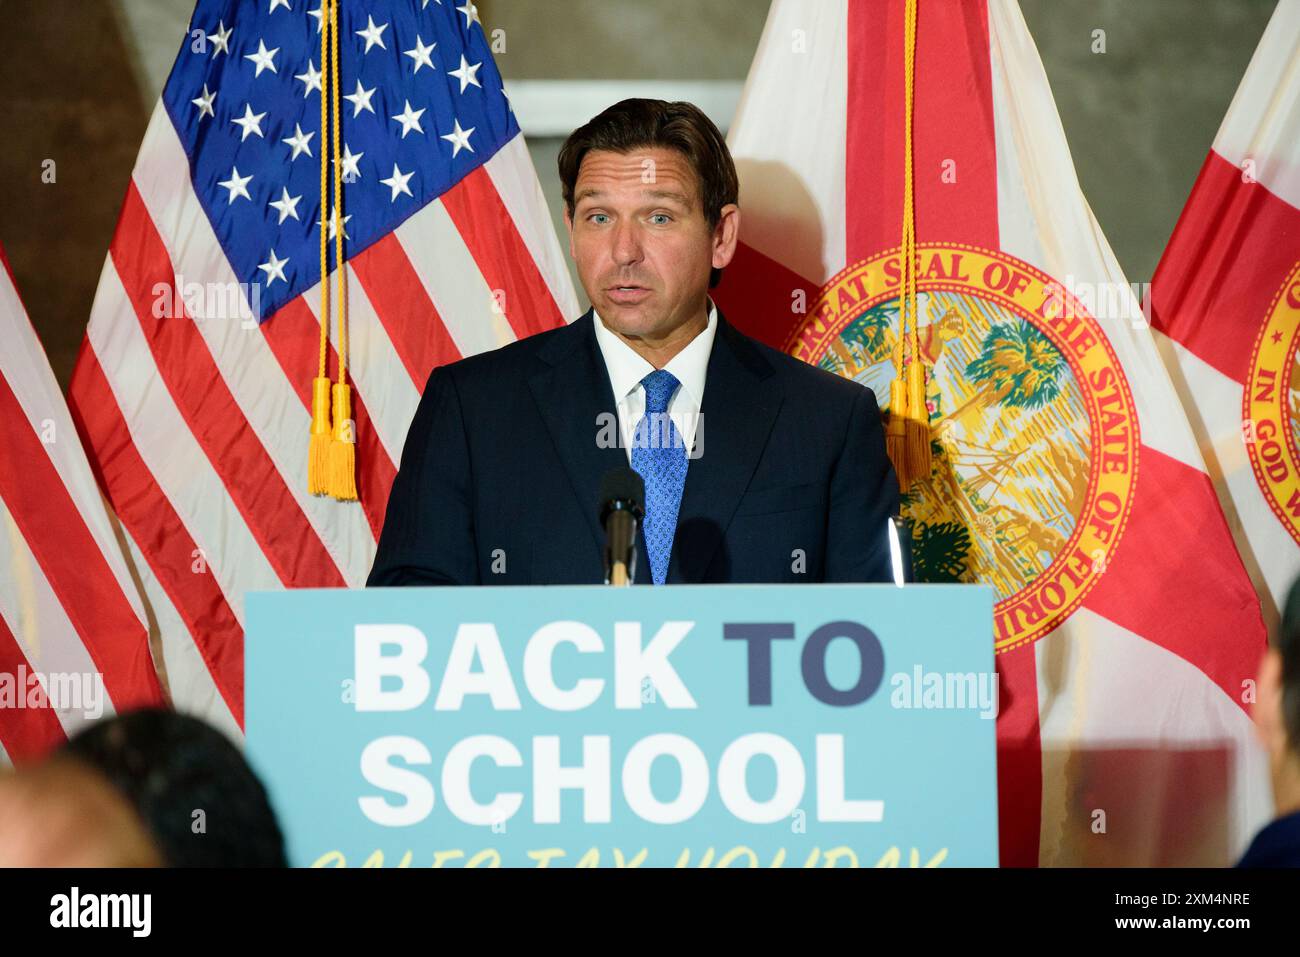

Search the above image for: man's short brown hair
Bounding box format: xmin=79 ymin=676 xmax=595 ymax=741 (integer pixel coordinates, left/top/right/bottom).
xmin=558 ymin=98 xmax=739 ymax=288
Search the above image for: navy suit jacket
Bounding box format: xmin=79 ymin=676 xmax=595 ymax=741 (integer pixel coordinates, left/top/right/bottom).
xmin=367 ymin=308 xmax=900 ymax=586
xmin=1238 ymin=810 xmax=1300 ymax=868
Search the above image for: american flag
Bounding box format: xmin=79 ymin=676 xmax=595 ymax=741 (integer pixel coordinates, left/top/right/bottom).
xmin=66 ymin=0 xmax=577 ymax=740
xmin=0 ymin=240 xmax=165 ymax=763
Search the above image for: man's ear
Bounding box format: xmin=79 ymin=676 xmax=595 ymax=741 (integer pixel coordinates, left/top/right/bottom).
xmin=712 ymin=204 xmax=741 ymax=272
xmin=563 ymin=207 xmax=576 ymax=260
xmin=1254 ymin=647 xmax=1284 ymax=755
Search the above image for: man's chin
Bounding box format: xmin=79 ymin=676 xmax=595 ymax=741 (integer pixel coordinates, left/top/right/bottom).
xmin=594 ymin=301 xmax=664 ymax=339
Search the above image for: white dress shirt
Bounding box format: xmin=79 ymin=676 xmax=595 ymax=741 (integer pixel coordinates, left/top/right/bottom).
xmin=592 ymin=299 xmax=717 ymax=463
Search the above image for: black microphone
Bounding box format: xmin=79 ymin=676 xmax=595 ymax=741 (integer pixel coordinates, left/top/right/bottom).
xmin=599 ymin=467 xmax=645 ymax=586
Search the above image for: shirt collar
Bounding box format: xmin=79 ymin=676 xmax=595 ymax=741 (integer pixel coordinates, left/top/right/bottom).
xmin=592 ymin=298 xmax=717 ymax=410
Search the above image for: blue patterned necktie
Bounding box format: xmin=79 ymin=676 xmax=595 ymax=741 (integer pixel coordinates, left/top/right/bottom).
xmin=631 ymin=369 xmax=688 ymax=585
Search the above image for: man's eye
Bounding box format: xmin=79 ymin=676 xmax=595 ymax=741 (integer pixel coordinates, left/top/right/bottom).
xmin=650 ymin=214 xmax=672 ymax=225
xmin=589 ymin=214 xmax=610 ymax=224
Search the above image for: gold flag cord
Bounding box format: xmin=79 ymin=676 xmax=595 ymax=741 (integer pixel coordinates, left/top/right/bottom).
xmin=886 ymin=0 xmax=932 ymax=491
xmin=307 ymin=0 xmax=358 ymax=501
xmin=326 ymin=0 xmax=357 ymax=500
xmin=308 ymin=0 xmax=332 ymax=495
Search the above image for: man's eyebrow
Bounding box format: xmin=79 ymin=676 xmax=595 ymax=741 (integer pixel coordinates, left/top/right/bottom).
xmin=572 ymin=188 xmax=692 ymax=206
xmin=645 ymin=190 xmax=691 ymax=206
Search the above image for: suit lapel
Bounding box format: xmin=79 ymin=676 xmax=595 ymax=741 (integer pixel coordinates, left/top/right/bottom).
xmin=529 ymin=310 xmax=630 ymax=562
xmin=530 ymin=308 xmax=783 ymax=585
xmin=669 ymin=311 xmax=784 ymax=582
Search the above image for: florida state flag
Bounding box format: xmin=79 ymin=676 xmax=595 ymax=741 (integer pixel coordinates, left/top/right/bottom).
xmin=1150 ymin=1 xmax=1300 ymax=624
xmin=716 ymin=0 xmax=1270 ymax=865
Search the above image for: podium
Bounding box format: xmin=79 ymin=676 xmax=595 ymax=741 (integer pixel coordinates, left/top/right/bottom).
xmin=245 ymin=583 xmax=998 ymax=867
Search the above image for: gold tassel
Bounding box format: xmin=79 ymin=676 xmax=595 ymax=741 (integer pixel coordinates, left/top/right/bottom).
xmin=308 ymin=376 xmax=332 ymax=495
xmin=887 ymin=359 xmax=932 ymax=491
xmin=328 ymin=381 xmax=358 ymax=501
xmin=886 ymin=374 xmax=910 ymax=485
xmin=903 ymin=357 xmax=932 ymax=481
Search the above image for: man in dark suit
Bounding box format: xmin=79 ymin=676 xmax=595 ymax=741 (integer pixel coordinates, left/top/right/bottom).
xmin=368 ymin=98 xmax=899 ymax=587
xmin=1239 ymin=576 xmax=1300 ymax=867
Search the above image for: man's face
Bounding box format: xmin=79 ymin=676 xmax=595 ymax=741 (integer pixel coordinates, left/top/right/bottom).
xmin=565 ymin=146 xmax=738 ymax=342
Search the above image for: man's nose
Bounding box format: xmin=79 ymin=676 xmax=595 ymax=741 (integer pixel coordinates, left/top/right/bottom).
xmin=610 ymin=220 xmax=644 ymax=266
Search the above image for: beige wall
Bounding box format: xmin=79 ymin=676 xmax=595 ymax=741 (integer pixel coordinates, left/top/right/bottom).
xmin=0 ymin=0 xmax=1276 ymax=386
xmin=480 ymin=0 xmax=768 ymax=78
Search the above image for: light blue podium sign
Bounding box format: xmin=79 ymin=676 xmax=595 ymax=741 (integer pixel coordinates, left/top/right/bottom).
xmin=245 ymin=584 xmax=998 ymax=867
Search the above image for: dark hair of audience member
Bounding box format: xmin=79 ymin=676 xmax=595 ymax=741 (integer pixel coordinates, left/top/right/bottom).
xmin=62 ymin=709 xmax=287 ymax=867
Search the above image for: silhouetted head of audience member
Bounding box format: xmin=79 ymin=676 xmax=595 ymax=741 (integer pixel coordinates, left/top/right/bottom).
xmin=0 ymin=709 xmax=287 ymax=867
xmin=1256 ymin=577 xmax=1300 ymax=812
xmin=0 ymin=751 xmax=163 ymax=867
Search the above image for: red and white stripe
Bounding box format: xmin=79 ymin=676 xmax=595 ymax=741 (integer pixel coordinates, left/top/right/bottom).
xmin=718 ymin=0 xmax=1270 ymax=865
xmin=0 ymin=242 xmax=166 ymax=764
xmin=68 ymin=103 xmax=577 ymax=738
xmin=1150 ymin=0 xmax=1300 ymax=621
